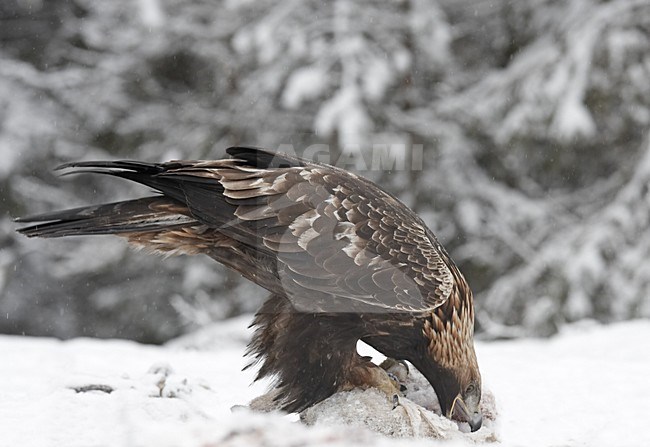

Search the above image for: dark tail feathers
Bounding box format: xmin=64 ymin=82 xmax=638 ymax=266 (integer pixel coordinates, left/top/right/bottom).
xmin=15 ymin=197 xmax=197 ymax=238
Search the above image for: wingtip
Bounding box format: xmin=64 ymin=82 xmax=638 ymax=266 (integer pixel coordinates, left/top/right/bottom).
xmin=14 ymin=216 xmax=46 ymax=224
xmin=226 ymin=146 xmax=304 ymax=169
xmin=53 ymin=161 xmax=104 ymax=176
xmin=54 ymin=162 xmax=76 ymax=171
xmin=53 ymin=160 xmax=119 ymax=172
xmin=14 ymin=222 xmax=38 ymax=236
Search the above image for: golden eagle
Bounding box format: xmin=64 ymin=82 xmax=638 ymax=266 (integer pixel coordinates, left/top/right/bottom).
xmin=16 ymin=147 xmax=483 ymax=431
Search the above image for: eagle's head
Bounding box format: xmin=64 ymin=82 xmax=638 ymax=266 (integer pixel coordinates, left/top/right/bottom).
xmin=416 ymin=288 xmax=482 ymax=431
xmin=422 ymin=341 xmax=482 ymax=432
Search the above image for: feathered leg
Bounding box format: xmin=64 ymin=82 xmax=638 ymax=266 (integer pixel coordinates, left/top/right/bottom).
xmin=246 ymin=294 xmax=402 ymax=413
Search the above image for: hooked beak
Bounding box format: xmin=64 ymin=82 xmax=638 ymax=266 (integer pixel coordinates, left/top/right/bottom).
xmin=449 ymin=395 xmax=482 ymax=432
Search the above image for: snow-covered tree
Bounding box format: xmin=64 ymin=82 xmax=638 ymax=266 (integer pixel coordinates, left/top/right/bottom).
xmin=432 ymin=0 xmax=650 ymax=335
xmin=1 ymin=0 xmax=648 ymax=341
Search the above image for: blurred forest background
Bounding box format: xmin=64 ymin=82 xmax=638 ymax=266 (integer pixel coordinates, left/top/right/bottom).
xmin=1 ymin=0 xmax=649 ymax=343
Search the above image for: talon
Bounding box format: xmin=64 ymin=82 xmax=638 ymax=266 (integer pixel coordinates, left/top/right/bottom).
xmin=347 ymin=358 xmax=405 ymax=406
xmin=380 ymin=359 xmax=408 ymax=393
xmin=397 ymin=360 xmax=409 ymax=375
xmin=380 ymin=358 xmax=409 ymax=382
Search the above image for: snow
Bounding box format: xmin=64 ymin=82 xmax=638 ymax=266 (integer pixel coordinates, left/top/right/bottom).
xmin=282 ymin=66 xmax=329 ymax=109
xmin=1 ymin=317 xmax=649 ymax=447
xmin=362 ymin=58 xmax=393 ymax=102
xmin=315 ymin=86 xmax=372 ymax=149
xmin=138 ymin=0 xmax=166 ymax=29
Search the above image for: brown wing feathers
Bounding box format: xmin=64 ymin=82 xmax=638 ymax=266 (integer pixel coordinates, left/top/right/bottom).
xmin=16 ymin=147 xmax=454 ymax=314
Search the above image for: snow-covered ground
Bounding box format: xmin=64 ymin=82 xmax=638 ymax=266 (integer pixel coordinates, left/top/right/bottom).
xmin=1 ymin=316 xmax=648 ymax=447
